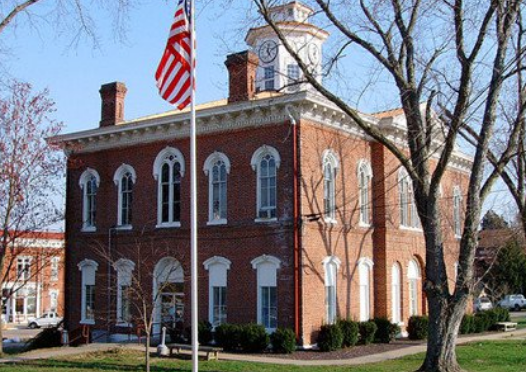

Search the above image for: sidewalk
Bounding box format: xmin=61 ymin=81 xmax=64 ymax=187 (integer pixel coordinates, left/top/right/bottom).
xmin=1 ymin=327 xmax=525 ymax=366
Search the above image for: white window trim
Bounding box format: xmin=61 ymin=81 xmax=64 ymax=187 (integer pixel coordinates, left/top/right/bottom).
xmin=322 ymin=256 xmax=341 ymax=324
xmin=357 ymin=257 xmax=374 ymax=322
xmin=78 ymin=259 xmax=99 ymax=325
xmin=251 ymin=146 xmax=281 ymax=222
xmin=50 ymin=256 xmax=60 ymax=281
xmin=79 ymin=168 xmax=101 ymax=232
xmin=113 ymin=259 xmax=135 ymax=327
xmin=398 ymin=168 xmax=421 ymax=230
xmin=153 ymin=147 xmax=185 ymax=228
xmin=49 ymin=289 xmax=59 ymax=311
xmin=17 ymin=256 xmax=32 ymax=282
xmin=357 ymin=159 xmax=372 ymax=227
xmin=322 ymin=150 xmax=339 ymax=224
xmin=407 ymin=259 xmax=421 ymax=317
xmin=391 ymin=262 xmax=402 ymax=325
xmin=203 ymin=256 xmax=231 ymax=328
xmin=251 ymin=255 xmax=281 ymax=332
xmin=203 ymin=152 xmax=231 ymax=225
xmin=453 ymin=186 xmax=462 ymax=238
xmin=113 ymin=164 xmax=137 ymax=229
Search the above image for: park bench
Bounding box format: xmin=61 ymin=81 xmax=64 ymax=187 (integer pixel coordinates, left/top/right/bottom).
xmin=495 ymin=322 xmax=517 ymax=332
xmin=166 ymin=343 xmax=223 ymax=361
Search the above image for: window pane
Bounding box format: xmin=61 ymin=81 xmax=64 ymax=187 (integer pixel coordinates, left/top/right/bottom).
xmin=86 ymin=285 xmax=95 ymax=320
xmin=213 ymin=286 xmax=227 ymax=327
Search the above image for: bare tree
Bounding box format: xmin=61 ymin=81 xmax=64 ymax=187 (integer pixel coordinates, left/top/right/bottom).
xmin=0 ymin=80 xmax=64 ymax=353
xmin=0 ymin=0 xmax=134 ymax=48
xmin=481 ymin=10 xmax=526 ymax=242
xmin=251 ymin=1 xmax=523 ymax=371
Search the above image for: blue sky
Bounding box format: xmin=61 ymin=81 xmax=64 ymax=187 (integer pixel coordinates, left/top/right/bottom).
xmin=3 ymin=1 xmax=250 ymax=133
xmin=2 ymin=0 xmax=515 ymax=221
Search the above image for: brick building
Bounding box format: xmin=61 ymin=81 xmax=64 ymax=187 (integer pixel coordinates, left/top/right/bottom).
xmin=54 ymin=2 xmax=469 ymax=346
xmin=1 ymin=232 xmax=65 ymax=324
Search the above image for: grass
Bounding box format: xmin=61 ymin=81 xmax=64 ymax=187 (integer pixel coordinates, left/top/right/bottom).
xmin=514 ymin=313 xmax=526 ymax=329
xmin=0 ymin=341 xmax=525 ymax=372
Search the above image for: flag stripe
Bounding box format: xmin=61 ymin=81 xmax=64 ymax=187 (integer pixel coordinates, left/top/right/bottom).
xmin=155 ymin=0 xmax=194 ymax=109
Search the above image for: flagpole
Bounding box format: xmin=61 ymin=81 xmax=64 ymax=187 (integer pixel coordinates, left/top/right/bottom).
xmin=189 ymin=0 xmax=198 ymax=371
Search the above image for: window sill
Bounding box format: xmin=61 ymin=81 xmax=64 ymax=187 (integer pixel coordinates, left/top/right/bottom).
xmin=80 ymin=319 xmax=95 ymax=325
xmin=116 ymin=322 xmax=133 ymax=328
xmin=156 ymin=222 xmax=181 ymax=229
xmin=81 ymin=226 xmax=96 ymax=233
xmin=116 ymin=225 xmax=133 ymax=231
xmin=254 ymin=217 xmax=278 ymax=224
xmin=358 ymin=221 xmax=371 ymax=228
xmin=207 ymin=219 xmax=227 ymax=226
xmin=324 ymin=218 xmax=337 ymax=225
xmin=399 ymin=225 xmax=422 ymax=232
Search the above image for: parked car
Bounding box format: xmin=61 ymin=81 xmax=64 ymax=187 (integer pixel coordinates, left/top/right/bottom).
xmin=27 ymin=312 xmax=62 ymax=328
xmin=496 ymin=294 xmax=526 ymax=311
xmin=474 ymin=297 xmax=493 ymax=312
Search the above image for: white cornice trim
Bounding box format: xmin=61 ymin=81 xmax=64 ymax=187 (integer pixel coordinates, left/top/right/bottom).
xmin=54 ymin=90 xmax=472 ymax=173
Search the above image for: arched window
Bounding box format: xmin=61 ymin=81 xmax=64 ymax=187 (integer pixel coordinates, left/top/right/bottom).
xmin=398 ymin=168 xmax=420 ymax=228
xmin=251 ymin=146 xmax=281 ymax=221
xmin=79 ymin=168 xmax=100 ymax=232
xmin=391 ymin=262 xmax=402 ymax=324
xmin=113 ymin=164 xmax=137 ymax=228
xmin=408 ymin=259 xmax=421 ymax=316
xmin=322 ymin=150 xmax=339 ymax=222
xmin=113 ymin=259 xmax=135 ymax=325
xmin=251 ymin=255 xmax=281 ymax=331
xmin=358 ymin=160 xmax=372 ymax=225
xmin=153 ymin=148 xmax=185 ymax=227
xmin=78 ymin=259 xmax=98 ymax=324
xmin=204 ymin=256 xmax=231 ymax=327
xmin=358 ymin=258 xmax=374 ymax=321
xmin=453 ymin=186 xmax=462 ymax=237
xmin=323 ymin=256 xmax=341 ymax=324
xmin=204 ymin=152 xmax=231 ymax=225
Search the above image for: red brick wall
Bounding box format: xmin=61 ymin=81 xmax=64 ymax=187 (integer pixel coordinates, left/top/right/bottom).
xmin=64 ymin=113 xmax=469 ymax=346
xmin=65 ymin=122 xmax=296 ymax=333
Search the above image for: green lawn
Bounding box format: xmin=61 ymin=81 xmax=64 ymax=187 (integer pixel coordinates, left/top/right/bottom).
xmin=0 ymin=341 xmax=525 ymax=372
xmin=514 ymin=313 xmax=526 ymax=329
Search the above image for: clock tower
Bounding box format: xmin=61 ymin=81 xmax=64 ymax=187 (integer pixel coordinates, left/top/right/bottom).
xmin=245 ymin=1 xmax=329 ymax=93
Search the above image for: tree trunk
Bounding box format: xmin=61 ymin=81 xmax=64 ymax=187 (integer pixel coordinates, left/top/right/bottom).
xmin=145 ymin=331 xmax=151 ymax=372
xmin=417 ymin=201 xmax=470 ymax=372
xmin=0 ymin=316 xmax=3 ymax=355
xmin=420 ymin=295 xmax=467 ymax=372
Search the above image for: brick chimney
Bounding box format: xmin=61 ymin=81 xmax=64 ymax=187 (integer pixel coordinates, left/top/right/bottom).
xmin=225 ymin=51 xmax=259 ymax=103
xmin=99 ymin=82 xmax=127 ymax=127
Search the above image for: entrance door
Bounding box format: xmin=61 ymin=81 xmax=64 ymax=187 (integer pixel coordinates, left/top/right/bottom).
xmin=160 ymin=283 xmax=184 ymax=341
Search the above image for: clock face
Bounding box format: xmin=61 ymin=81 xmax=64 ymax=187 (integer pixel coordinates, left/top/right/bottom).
xmin=259 ymin=40 xmax=278 ymax=63
xmin=308 ymin=43 xmax=320 ymax=64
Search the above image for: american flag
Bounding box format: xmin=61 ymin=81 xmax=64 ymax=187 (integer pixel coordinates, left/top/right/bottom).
xmin=155 ymin=0 xmax=194 ymax=110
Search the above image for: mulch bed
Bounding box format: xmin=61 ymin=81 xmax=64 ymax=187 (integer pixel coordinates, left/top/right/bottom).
xmin=245 ymin=339 xmax=424 ymax=360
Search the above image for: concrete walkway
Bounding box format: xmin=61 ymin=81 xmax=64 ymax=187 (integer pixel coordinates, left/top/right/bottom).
xmin=1 ymin=327 xmax=525 ymax=366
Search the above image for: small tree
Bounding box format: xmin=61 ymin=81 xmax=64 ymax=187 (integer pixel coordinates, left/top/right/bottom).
xmin=0 ymin=81 xmax=64 ymax=354
xmin=94 ymin=234 xmax=188 ymax=372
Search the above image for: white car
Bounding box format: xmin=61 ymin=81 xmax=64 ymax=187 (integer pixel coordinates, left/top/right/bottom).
xmin=474 ymin=297 xmax=493 ymax=312
xmin=27 ymin=312 xmax=62 ymax=328
xmin=497 ymin=295 xmax=526 ymax=311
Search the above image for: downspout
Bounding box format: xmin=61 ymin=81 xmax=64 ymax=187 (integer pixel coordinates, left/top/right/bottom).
xmin=285 ymin=104 xmax=303 ymax=345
